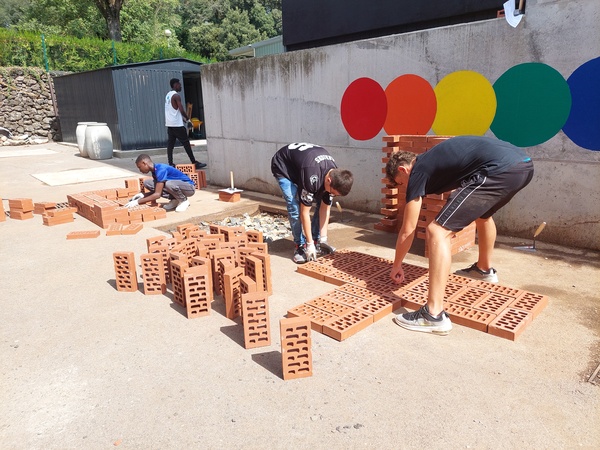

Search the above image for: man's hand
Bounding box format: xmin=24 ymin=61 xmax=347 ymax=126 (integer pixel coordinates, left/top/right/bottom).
xmin=390 ymin=264 xmax=405 ymax=284
xmin=130 ymin=193 xmax=144 ymax=202
xmin=125 ymin=199 xmax=139 ymax=209
xmin=305 ymin=242 xmax=317 ymax=261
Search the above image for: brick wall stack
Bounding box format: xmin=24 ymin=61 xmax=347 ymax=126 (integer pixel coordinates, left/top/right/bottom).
xmin=0 ymin=67 xmax=60 ymax=144
xmin=376 ymin=135 xmax=476 ymax=257
xmin=67 ymin=178 xmax=167 ymax=228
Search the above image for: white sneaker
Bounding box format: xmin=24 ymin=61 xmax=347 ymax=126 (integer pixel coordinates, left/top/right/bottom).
xmin=162 ymin=199 xmax=179 ymax=211
xmin=455 ymin=263 xmax=499 ymax=283
xmin=175 ymin=199 xmax=190 ymax=212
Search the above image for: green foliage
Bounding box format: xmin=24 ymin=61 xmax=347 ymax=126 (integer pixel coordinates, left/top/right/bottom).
xmin=0 ymin=28 xmax=209 ymax=72
xmin=178 ymin=0 xmax=282 ymax=61
xmin=2 ymin=0 xmax=283 ymax=63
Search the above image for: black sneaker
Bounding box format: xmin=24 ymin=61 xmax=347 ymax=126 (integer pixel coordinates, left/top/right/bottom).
xmin=455 ymin=263 xmax=498 ymax=283
xmin=393 ymin=305 xmax=452 ymax=335
xmin=194 ymin=161 xmax=207 ymax=169
xmin=293 ymin=245 xmax=307 ymax=264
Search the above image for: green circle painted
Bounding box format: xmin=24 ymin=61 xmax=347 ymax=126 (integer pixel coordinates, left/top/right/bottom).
xmin=491 ymin=63 xmax=572 ymax=147
xmin=431 ymin=71 xmax=497 ymax=136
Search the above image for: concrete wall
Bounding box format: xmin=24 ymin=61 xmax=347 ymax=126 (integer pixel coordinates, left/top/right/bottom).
xmin=200 ymin=0 xmax=600 ymax=250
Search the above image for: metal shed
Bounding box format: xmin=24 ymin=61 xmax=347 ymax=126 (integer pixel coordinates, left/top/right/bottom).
xmin=53 ymin=58 xmax=204 ymax=151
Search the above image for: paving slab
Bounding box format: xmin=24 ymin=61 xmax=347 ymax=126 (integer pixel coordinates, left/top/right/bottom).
xmin=1 ymin=142 xmax=599 ymax=449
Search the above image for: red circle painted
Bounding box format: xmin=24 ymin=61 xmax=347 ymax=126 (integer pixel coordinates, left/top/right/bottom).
xmin=384 ymin=74 xmax=437 ymax=135
xmin=341 ymin=77 xmax=387 ymax=140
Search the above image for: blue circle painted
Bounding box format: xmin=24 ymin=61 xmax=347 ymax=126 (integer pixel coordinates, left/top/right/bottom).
xmin=562 ymin=57 xmax=600 ymax=151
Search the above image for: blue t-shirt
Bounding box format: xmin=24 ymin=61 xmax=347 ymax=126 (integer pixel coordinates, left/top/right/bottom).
xmin=152 ymin=163 xmax=194 ymax=186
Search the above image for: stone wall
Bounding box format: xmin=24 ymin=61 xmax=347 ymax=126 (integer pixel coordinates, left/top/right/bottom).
xmin=0 ymin=67 xmax=61 ymax=145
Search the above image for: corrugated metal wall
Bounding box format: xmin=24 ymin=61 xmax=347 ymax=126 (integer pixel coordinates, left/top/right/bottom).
xmin=113 ymin=68 xmax=181 ymax=150
xmin=53 ymin=59 xmax=203 ymax=151
xmin=53 ymin=68 xmax=121 ymax=148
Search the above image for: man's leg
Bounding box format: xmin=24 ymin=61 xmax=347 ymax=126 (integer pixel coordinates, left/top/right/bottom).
xmin=475 ymin=216 xmax=496 ymax=271
xmin=166 ymin=128 xmax=177 ymax=166
xmin=163 ymin=180 xmax=195 ymax=201
xmin=172 ymin=126 xmax=198 ymax=164
xmin=425 ymin=221 xmax=454 ymax=316
xmin=277 ymin=177 xmax=304 ymax=245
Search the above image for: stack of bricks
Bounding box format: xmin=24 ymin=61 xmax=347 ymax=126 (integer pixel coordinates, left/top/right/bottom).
xmin=67 ymin=178 xmax=167 ymax=228
xmin=42 ymin=205 xmax=78 ymax=226
xmin=112 ymin=223 xmax=272 ymax=328
xmin=280 ymin=317 xmax=313 ymax=380
xmin=8 ymin=198 xmax=34 ymax=220
xmin=293 ymin=250 xmax=548 ymax=341
xmin=175 ymin=164 xmax=207 ymax=190
xmin=375 ymin=135 xmax=476 ymax=257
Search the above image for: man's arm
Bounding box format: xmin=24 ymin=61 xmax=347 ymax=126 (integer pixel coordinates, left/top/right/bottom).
xmin=138 ymin=181 xmax=165 ymax=205
xmin=171 ymin=93 xmax=189 ymax=122
xmin=300 ymin=202 xmax=313 ymax=244
xmin=391 ymin=197 xmax=422 ymax=283
xmin=318 ymin=200 xmax=331 ymax=239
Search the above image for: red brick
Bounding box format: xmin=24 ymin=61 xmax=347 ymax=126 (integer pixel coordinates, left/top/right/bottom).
xmin=121 ymin=223 xmax=143 ymax=235
xmin=223 ymin=267 xmax=244 ymax=319
xmin=307 ymin=296 xmax=354 ymax=317
xmin=9 ymin=198 xmax=34 ymax=212
xmin=106 ymin=223 xmax=124 ymax=236
xmin=510 ymin=292 xmax=548 ymax=319
xmin=245 ymin=230 xmax=263 ymax=243
xmin=321 ymin=289 xmax=368 ymax=308
xmin=219 ymin=191 xmax=241 ymax=202
xmin=356 ymin=297 xmax=394 ymax=322
xmin=184 ymin=265 xmax=212 ymax=318
xmin=488 ymin=308 xmax=533 ymax=341
xmin=241 ymin=291 xmax=271 ymax=349
xmin=280 ymin=317 xmax=312 ymax=380
xmin=322 ymin=310 xmax=373 ymax=341
xmin=287 ymin=303 xmax=337 ymax=333
xmin=140 ymin=253 xmax=167 ymax=295
xmin=239 ymin=275 xmax=257 ymax=295
xmin=66 ymin=230 xmax=101 ymax=240
xmin=244 ymin=254 xmax=265 ymax=295
xmin=113 ymin=252 xmax=137 ymax=292
xmin=445 ymin=303 xmax=497 ymax=332
xmin=9 ymin=210 xmax=34 ymax=220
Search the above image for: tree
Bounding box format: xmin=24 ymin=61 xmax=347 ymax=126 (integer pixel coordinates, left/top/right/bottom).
xmin=0 ymin=0 xmax=31 ymax=28
xmin=13 ymin=0 xmax=107 ymax=40
xmin=94 ymin=0 xmax=125 ymax=41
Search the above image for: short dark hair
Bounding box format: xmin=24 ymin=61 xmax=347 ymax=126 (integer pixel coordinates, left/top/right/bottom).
xmin=385 ymin=151 xmax=417 ymax=185
xmin=170 ymin=78 xmax=180 ymax=89
xmin=329 ymin=169 xmax=354 ymax=196
xmin=135 ymin=154 xmax=152 ymax=164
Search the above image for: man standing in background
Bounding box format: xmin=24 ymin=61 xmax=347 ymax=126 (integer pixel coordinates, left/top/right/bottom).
xmin=165 ymin=78 xmax=206 ymax=169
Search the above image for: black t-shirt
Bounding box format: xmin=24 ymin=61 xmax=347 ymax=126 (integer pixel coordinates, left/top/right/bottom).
xmin=271 ymin=143 xmax=337 ymax=206
xmin=406 ymin=136 xmax=531 ymax=202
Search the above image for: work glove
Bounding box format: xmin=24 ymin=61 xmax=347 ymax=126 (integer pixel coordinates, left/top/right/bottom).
xmin=125 ymin=199 xmax=139 ymax=209
xmin=317 ymin=236 xmax=336 ymax=256
xmin=305 ymin=242 xmax=317 ymax=261
xmin=130 ymin=193 xmax=144 ymax=202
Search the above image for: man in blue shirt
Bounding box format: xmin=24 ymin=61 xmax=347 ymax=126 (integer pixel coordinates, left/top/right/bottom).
xmin=126 ymin=154 xmax=195 ymax=212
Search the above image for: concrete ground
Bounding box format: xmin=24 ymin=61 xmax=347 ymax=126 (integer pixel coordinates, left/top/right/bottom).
xmin=1 ymin=142 xmax=599 ymax=450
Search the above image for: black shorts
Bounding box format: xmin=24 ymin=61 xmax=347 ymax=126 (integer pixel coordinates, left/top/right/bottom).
xmin=435 ymin=160 xmax=534 ymax=232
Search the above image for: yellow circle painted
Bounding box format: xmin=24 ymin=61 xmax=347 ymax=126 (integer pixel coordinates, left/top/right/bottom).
xmin=431 ymin=71 xmax=497 ymax=136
